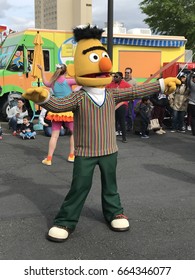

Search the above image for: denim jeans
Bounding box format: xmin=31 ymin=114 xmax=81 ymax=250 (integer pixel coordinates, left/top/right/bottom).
xmin=141 ymin=119 xmax=149 ymax=136
xmin=9 ymin=116 xmax=21 ymax=132
xmin=188 ymin=104 xmax=195 ymax=135
xmin=20 ymin=131 xmax=36 ymax=138
xmin=115 ymin=105 xmax=127 ymax=141
xmin=126 ymin=101 xmax=134 ymax=130
xmin=172 ymin=110 xmax=186 ymax=130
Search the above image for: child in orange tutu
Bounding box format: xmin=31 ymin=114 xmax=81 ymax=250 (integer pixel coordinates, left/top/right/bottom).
xmin=37 ymin=64 xmax=75 ymax=165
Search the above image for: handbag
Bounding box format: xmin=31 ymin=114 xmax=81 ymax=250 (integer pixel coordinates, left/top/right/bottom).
xmin=148 ymin=118 xmax=160 ymax=130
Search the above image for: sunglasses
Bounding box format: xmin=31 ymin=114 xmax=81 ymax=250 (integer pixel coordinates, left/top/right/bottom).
xmin=114 ymin=75 xmax=120 ymax=78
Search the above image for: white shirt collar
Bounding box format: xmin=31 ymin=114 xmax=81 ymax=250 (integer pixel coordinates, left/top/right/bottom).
xmin=83 ymin=87 xmax=106 ymax=106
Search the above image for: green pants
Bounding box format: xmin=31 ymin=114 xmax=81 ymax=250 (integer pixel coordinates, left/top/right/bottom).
xmin=54 ymin=152 xmax=124 ymax=230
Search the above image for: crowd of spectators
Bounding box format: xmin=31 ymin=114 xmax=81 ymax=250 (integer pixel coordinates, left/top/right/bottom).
xmin=1 ymin=68 xmax=195 ymax=144
xmin=111 ymin=68 xmax=195 ymax=139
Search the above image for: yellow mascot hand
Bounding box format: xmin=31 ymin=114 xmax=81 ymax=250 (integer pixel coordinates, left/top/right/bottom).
xmin=22 ymin=87 xmax=50 ymax=104
xmin=164 ymin=77 xmax=181 ymax=94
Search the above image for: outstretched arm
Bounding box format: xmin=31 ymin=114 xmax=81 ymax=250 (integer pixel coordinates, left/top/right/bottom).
xmin=37 ymin=64 xmax=50 ymax=86
xmin=23 ymin=87 xmax=81 ymax=113
xmin=23 ymin=78 xmax=181 ymax=112
xmin=111 ymin=78 xmax=181 ymax=102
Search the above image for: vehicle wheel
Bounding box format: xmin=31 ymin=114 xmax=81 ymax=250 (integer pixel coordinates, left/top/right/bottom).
xmin=0 ymin=100 xmax=10 ymax=121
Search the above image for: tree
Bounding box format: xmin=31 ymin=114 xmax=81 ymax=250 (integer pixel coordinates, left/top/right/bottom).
xmin=139 ymin=0 xmax=195 ymax=53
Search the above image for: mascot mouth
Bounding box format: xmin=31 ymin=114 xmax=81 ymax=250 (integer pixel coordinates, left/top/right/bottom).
xmin=81 ymin=72 xmax=111 ymax=78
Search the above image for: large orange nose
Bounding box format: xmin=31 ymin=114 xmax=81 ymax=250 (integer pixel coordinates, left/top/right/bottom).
xmin=99 ymin=57 xmax=112 ymax=72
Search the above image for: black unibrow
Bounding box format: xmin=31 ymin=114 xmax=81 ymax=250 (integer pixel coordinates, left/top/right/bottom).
xmin=82 ymin=46 xmax=108 ymax=55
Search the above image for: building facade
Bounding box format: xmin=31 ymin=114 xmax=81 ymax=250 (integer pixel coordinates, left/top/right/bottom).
xmin=34 ymin=0 xmax=92 ymax=30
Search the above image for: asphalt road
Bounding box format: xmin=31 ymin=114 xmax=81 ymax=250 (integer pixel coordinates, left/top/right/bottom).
xmin=0 ymin=122 xmax=195 ymax=260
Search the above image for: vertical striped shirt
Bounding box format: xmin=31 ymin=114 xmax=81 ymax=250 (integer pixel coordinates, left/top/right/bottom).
xmin=43 ymin=81 xmax=161 ymax=157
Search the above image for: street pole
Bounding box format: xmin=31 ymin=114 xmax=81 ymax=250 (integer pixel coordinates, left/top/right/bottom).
xmin=107 ymin=0 xmax=113 ymax=62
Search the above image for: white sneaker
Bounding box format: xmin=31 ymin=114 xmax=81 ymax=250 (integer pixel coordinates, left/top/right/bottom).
xmin=141 ymin=135 xmax=149 ymax=139
xmin=110 ymin=214 xmax=129 ymax=232
xmin=67 ymin=154 xmax=75 ymax=162
xmin=47 ymin=226 xmax=69 ymax=242
xmin=187 ymin=126 xmax=192 ymax=131
xmin=42 ymin=158 xmax=52 ymax=166
xmin=160 ymin=128 xmax=166 ymax=134
xmin=156 ymin=130 xmax=163 ymax=135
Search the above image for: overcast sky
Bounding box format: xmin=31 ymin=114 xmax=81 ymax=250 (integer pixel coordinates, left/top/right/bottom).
xmin=0 ymin=0 xmax=148 ymax=31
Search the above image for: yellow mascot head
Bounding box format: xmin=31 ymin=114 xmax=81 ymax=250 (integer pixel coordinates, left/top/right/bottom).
xmin=67 ymin=25 xmax=113 ymax=87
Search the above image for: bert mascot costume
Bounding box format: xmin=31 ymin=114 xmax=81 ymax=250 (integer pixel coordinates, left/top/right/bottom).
xmin=23 ymin=25 xmax=181 ymax=242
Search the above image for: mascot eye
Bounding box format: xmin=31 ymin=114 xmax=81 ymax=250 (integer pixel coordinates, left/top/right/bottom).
xmin=102 ymin=52 xmax=109 ymax=58
xmin=89 ymin=53 xmax=99 ymax=62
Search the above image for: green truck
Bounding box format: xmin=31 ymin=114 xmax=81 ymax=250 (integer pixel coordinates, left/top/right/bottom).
xmin=0 ymin=28 xmax=75 ymax=120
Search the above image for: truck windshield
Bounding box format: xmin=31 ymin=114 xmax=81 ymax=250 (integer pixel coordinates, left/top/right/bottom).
xmin=0 ymin=45 xmax=16 ymax=69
